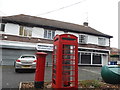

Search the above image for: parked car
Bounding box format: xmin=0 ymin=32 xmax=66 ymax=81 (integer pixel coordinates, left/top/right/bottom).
xmin=14 ymin=54 xmax=36 ymax=72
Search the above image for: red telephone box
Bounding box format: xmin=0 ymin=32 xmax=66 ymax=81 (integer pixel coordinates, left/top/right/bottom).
xmin=52 ymin=34 xmax=78 ymax=88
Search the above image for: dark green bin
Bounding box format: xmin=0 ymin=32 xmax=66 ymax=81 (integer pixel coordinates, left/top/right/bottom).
xmin=101 ymin=65 xmax=120 ymax=84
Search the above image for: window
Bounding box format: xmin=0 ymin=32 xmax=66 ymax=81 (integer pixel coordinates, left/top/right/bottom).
xmin=0 ymin=23 xmax=5 ymax=31
xmin=79 ymin=34 xmax=87 ymax=44
xmin=78 ymin=52 xmax=102 ymax=65
xmin=44 ymin=29 xmax=55 ymax=39
xmin=98 ymin=37 xmax=106 ymax=46
xmin=19 ymin=26 xmax=32 ymax=37
xmin=93 ymin=54 xmax=101 ymax=64
xmin=81 ymin=53 xmax=91 ymax=64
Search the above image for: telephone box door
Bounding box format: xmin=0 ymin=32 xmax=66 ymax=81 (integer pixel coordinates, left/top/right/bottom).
xmin=62 ymin=44 xmax=77 ymax=87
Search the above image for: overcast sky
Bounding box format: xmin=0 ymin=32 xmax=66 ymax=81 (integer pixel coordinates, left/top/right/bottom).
xmin=0 ymin=0 xmax=119 ymax=48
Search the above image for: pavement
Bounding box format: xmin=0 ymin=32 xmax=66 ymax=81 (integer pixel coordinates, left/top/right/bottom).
xmin=78 ymin=66 xmax=102 ymax=80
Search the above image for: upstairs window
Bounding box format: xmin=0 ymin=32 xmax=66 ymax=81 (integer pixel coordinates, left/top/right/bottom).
xmin=79 ymin=34 xmax=88 ymax=44
xmin=0 ymin=23 xmax=5 ymax=31
xmin=19 ymin=26 xmax=32 ymax=37
xmin=44 ymin=29 xmax=55 ymax=39
xmin=98 ymin=37 xmax=106 ymax=46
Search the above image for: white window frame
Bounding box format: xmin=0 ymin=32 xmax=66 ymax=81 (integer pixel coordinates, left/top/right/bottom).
xmin=79 ymin=34 xmax=88 ymax=44
xmin=78 ymin=51 xmax=103 ymax=65
xmin=44 ymin=29 xmax=55 ymax=39
xmin=98 ymin=37 xmax=106 ymax=46
xmin=19 ymin=26 xmax=32 ymax=37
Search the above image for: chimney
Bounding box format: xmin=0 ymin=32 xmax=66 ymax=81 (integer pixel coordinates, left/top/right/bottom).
xmin=83 ymin=22 xmax=88 ymax=26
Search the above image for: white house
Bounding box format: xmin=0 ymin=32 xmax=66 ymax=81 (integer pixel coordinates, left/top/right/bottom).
xmin=0 ymin=14 xmax=113 ymax=66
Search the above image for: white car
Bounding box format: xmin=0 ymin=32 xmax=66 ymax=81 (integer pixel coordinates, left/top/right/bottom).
xmin=14 ymin=54 xmax=36 ymax=72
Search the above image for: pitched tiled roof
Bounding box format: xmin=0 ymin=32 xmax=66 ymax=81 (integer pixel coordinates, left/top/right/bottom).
xmin=2 ymin=14 xmax=113 ymax=38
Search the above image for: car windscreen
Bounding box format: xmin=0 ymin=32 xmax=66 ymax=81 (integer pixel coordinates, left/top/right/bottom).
xmin=21 ymin=56 xmax=35 ymax=58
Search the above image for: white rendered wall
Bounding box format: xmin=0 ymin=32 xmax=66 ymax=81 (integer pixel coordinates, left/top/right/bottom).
xmin=86 ymin=35 xmax=109 ymax=46
xmin=55 ymin=30 xmax=64 ymax=36
xmin=87 ymin=35 xmax=98 ymax=45
xmin=105 ymin=38 xmax=109 ymax=46
xmin=2 ymin=23 xmax=110 ymax=47
xmin=5 ymin=23 xmax=19 ymax=36
xmin=68 ymin=32 xmax=79 ymax=37
xmin=32 ymin=27 xmax=44 ymax=38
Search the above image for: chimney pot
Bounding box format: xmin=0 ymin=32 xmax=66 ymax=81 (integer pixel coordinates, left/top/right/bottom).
xmin=83 ymin=22 xmax=88 ymax=26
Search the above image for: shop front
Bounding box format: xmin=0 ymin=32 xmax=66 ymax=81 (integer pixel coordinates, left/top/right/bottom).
xmin=78 ymin=48 xmax=109 ymax=66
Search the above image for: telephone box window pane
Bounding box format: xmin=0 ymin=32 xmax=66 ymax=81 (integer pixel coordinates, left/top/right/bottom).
xmin=63 ymin=45 xmax=75 ymax=54
xmin=62 ymin=65 xmax=75 ymax=70
xmin=54 ymin=46 xmax=57 ymax=54
xmin=53 ymin=69 xmax=56 ymax=74
xmin=53 ymin=55 xmax=56 ymax=64
xmin=63 ymin=45 xmax=75 ymax=50
xmin=62 ymin=45 xmax=75 ymax=60
xmin=81 ymin=53 xmax=91 ymax=64
xmin=52 ymin=45 xmax=57 ymax=81
xmin=78 ymin=52 xmax=80 ymax=63
xmin=53 ymin=46 xmax=57 ymax=65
